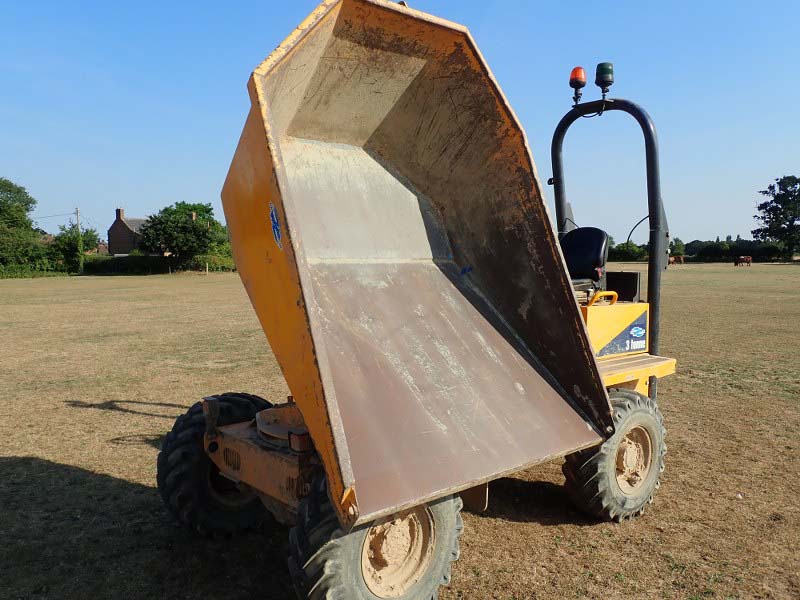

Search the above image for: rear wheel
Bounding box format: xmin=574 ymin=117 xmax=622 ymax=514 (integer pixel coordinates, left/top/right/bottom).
xmin=563 ymin=388 xmax=666 ymax=521
xmin=156 ymin=392 xmax=271 ymax=536
xmin=289 ymin=476 xmax=463 ymax=599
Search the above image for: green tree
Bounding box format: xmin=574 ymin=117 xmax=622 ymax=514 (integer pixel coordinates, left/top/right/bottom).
xmin=752 ymin=176 xmax=800 ymax=258
xmin=139 ymin=202 xmax=224 ymax=259
xmin=0 ymin=227 xmax=43 ymax=266
xmin=0 ymin=177 xmax=37 ymax=229
xmin=609 ymin=241 xmax=646 ymax=261
xmin=697 ymin=242 xmax=728 ymax=261
xmin=51 ymin=223 xmax=99 ymax=272
xmin=209 ymin=224 xmax=232 ymax=257
xmin=685 ymin=239 xmax=710 ymax=256
xmin=0 ymin=178 xmax=42 ymax=267
xmin=669 ymin=237 xmax=685 ymax=256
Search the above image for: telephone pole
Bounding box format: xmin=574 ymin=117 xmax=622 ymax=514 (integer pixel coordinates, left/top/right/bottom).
xmin=75 ymin=207 xmax=84 ymax=274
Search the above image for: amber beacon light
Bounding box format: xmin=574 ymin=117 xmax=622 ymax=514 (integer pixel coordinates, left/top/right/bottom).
xmin=569 ymin=66 xmax=587 ymax=105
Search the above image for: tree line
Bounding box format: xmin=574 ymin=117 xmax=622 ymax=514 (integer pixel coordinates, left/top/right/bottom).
xmin=136 ymin=201 xmax=230 ymax=260
xmin=608 ymin=235 xmax=783 ymax=262
xmin=2 ymin=174 xmax=797 ymax=276
xmin=608 ymin=176 xmax=798 ymax=262
xmin=0 ymin=178 xmax=99 ymax=276
xmin=0 ymin=177 xmax=232 ymax=277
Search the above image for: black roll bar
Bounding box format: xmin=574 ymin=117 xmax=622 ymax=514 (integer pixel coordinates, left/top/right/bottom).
xmin=550 ymin=98 xmax=668 ymax=400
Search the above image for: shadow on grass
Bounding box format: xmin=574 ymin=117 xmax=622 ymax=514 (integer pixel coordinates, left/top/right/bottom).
xmin=482 ymin=477 xmax=595 ymax=527
xmin=108 ymin=433 xmax=165 ymax=450
xmin=65 ymin=399 xmax=187 ymax=420
xmin=1 ymin=457 xmax=295 ymax=600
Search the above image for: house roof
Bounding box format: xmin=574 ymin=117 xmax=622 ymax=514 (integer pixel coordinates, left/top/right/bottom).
xmin=124 ymin=218 xmax=147 ymax=233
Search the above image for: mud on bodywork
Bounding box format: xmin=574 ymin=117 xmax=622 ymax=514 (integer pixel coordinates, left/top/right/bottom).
xmin=222 ymin=0 xmax=612 ymax=526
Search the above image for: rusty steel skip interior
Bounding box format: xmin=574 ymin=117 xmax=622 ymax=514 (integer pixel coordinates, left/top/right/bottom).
xmin=222 ymin=0 xmax=613 ymax=527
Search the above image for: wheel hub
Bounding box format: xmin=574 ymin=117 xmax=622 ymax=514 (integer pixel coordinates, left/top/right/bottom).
xmin=615 ymin=425 xmax=653 ymax=495
xmin=361 ymin=506 xmax=435 ymax=598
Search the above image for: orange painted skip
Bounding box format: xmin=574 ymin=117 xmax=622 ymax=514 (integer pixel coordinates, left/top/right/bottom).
xmin=222 ymin=0 xmax=612 ymax=527
xmin=221 ymin=100 xmax=353 ymax=525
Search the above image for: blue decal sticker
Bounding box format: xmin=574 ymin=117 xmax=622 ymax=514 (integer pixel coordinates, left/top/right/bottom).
xmin=598 ymin=311 xmax=648 ymax=356
xmin=269 ymin=203 xmax=283 ymax=250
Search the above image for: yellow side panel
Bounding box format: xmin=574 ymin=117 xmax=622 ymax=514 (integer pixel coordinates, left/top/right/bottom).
xmin=582 ymin=303 xmax=678 ymax=393
xmin=221 ymin=102 xmax=350 ymax=521
xmin=581 ymin=302 xmax=649 ymax=358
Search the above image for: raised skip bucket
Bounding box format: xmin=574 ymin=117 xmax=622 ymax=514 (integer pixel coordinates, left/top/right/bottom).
xmin=222 ymin=0 xmax=612 ymax=526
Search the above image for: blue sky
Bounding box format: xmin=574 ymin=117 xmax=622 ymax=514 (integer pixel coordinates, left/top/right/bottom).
xmin=2 ymin=0 xmax=798 ymax=244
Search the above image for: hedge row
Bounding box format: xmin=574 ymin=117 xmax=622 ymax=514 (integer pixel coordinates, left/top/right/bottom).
xmin=83 ymin=255 xmax=172 ymax=275
xmin=82 ymin=254 xmax=235 ymax=275
xmin=183 ymin=254 xmax=236 ymax=272
xmin=0 ymin=264 xmax=68 ymax=279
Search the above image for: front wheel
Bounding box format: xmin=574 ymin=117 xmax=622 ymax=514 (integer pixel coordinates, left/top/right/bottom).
xmin=156 ymin=392 xmax=271 ymax=536
xmin=289 ymin=477 xmax=463 ymax=599
xmin=563 ymin=388 xmax=666 ymax=521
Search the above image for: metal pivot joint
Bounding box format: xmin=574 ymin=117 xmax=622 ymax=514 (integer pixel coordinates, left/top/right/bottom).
xmin=550 ymin=97 xmax=667 ymax=400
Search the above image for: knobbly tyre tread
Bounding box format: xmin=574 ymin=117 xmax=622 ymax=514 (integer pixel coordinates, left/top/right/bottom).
xmin=156 ymin=392 xmax=271 ymax=536
xmin=563 ymin=388 xmax=666 ymax=522
xmin=289 ymin=476 xmax=463 ymax=599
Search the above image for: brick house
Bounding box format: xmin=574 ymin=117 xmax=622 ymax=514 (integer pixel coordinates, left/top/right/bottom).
xmin=107 ymin=208 xmax=147 ymax=255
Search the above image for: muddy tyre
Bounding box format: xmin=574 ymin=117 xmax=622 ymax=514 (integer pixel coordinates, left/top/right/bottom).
xmin=563 ymin=388 xmax=666 ymax=521
xmin=156 ymin=392 xmax=271 ymax=536
xmin=289 ymin=476 xmax=463 ymax=599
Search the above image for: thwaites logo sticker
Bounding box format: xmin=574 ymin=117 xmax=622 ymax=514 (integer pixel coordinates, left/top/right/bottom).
xmin=269 ymin=202 xmax=283 ymax=250
xmin=598 ymin=312 xmax=648 ymax=356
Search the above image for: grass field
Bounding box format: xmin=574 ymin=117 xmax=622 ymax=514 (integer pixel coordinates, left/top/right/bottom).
xmin=1 ymin=264 xmax=798 ymax=600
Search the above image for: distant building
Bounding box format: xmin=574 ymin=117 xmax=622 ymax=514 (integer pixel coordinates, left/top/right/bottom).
xmin=107 ymin=208 xmax=146 ymax=255
xmin=85 ymin=241 xmax=109 ymax=255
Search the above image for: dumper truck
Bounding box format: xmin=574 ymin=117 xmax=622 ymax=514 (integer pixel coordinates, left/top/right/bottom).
xmin=156 ymin=1 xmax=675 ymax=597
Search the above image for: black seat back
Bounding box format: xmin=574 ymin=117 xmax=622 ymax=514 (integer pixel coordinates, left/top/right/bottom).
xmin=560 ymin=227 xmax=609 ymax=283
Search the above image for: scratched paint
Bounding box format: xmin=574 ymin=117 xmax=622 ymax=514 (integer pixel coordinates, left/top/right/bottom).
xmin=269 ymin=203 xmax=283 ymax=250
xmin=308 ymin=260 xmax=602 ymax=518
xmin=224 ymin=0 xmax=611 ymax=525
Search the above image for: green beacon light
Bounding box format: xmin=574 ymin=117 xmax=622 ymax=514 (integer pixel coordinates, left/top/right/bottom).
xmin=595 ymin=62 xmax=614 ymax=98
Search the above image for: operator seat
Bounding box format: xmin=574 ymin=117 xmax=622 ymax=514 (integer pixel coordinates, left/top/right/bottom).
xmin=560 ymin=227 xmax=609 ymax=292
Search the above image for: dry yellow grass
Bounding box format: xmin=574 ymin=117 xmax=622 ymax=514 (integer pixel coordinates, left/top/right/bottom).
xmin=1 ymin=264 xmax=798 ymax=599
